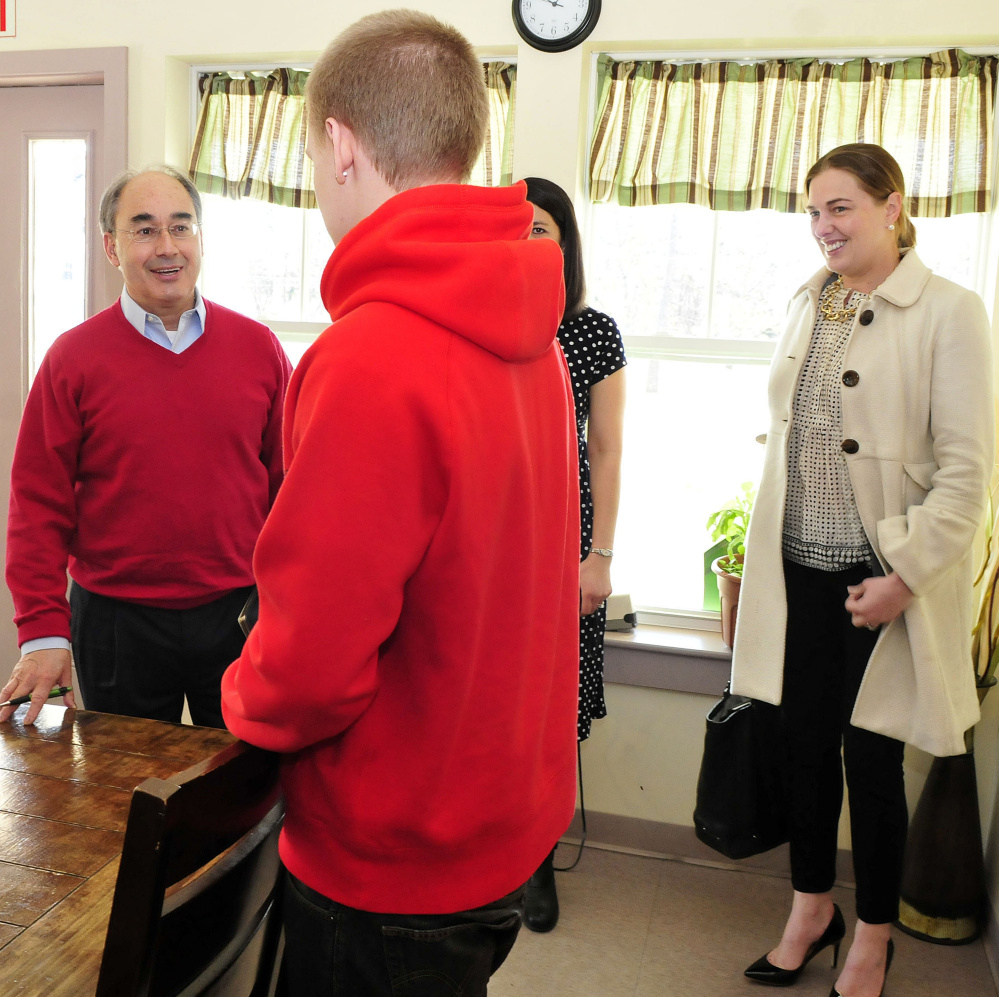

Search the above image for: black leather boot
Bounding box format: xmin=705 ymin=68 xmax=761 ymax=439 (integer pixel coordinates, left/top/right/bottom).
xmin=523 ymin=848 xmax=559 ymax=932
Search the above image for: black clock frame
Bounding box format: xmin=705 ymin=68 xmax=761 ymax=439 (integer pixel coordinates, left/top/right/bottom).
xmin=512 ymin=0 xmax=602 ymax=54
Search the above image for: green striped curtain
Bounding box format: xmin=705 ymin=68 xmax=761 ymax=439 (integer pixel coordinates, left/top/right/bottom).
xmin=190 ymin=69 xmax=315 ymax=208
xmin=468 ymin=62 xmax=518 ymax=186
xmin=590 ymin=50 xmax=998 ymax=215
xmin=190 ymin=62 xmax=518 ymax=207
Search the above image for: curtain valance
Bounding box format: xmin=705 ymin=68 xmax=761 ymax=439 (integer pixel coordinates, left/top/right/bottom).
xmin=190 ymin=62 xmax=517 ymax=207
xmin=589 ymin=49 xmax=998 ymax=215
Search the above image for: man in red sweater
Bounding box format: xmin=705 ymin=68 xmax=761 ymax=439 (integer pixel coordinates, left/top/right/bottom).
xmin=220 ymin=10 xmax=580 ymax=996
xmin=2 ymin=166 xmax=291 ymax=728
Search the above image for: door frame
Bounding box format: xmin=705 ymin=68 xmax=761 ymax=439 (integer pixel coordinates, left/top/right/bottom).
xmin=0 ymin=48 xmax=126 ymax=676
xmin=0 ymin=47 xmax=128 ymax=347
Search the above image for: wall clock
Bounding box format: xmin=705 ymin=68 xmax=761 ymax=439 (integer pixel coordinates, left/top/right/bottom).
xmin=512 ymin=0 xmax=602 ymax=54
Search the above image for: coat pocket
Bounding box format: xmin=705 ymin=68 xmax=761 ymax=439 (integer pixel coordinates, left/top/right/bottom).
xmin=902 ymin=460 xmax=937 ymax=508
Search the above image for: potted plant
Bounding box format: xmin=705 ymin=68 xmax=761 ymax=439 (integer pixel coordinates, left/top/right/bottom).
xmin=705 ymin=482 xmax=755 ymax=648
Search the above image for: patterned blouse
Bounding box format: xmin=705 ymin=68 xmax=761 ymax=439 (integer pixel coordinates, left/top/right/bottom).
xmin=782 ymin=277 xmax=873 ymax=571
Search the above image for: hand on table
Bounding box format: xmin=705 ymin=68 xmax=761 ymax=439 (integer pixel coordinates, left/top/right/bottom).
xmin=0 ymin=648 xmax=75 ymax=725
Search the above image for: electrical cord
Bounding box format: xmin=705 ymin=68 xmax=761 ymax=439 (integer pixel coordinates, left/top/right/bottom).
xmin=553 ymin=739 xmax=586 ymax=871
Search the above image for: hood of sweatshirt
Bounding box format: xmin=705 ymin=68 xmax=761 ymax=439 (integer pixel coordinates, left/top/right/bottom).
xmin=319 ymin=181 xmax=565 ymax=363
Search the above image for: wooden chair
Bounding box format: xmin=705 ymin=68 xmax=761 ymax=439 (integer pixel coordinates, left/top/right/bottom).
xmin=96 ymin=740 xmax=285 ymax=997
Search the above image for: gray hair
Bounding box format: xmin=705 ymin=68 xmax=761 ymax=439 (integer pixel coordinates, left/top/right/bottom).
xmin=99 ymin=166 xmax=203 ymax=234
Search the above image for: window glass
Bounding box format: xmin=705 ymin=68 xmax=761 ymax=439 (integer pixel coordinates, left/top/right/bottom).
xmin=908 ymin=213 xmax=986 ymax=288
xmin=199 ymin=193 xmax=331 ymax=325
xmin=303 ymin=208 xmax=333 ymax=318
xmin=588 ymin=202 xmax=988 ymax=614
xmin=613 ymin=356 xmax=769 ymax=613
xmin=29 ymin=138 xmax=87 ymax=378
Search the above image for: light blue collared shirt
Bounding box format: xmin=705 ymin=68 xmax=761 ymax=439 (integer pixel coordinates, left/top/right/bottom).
xmin=119 ymin=286 xmax=207 ymax=353
xmin=19 ymin=288 xmax=209 ymax=655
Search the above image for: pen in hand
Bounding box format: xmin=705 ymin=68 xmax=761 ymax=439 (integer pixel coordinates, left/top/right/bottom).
xmin=0 ymin=686 xmax=73 ymax=709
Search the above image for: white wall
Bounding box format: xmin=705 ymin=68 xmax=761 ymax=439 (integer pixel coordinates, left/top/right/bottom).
xmin=6 ymin=0 xmax=999 ymax=913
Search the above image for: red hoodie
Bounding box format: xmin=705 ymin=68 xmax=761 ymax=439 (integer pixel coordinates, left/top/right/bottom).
xmin=221 ymin=182 xmax=581 ymax=914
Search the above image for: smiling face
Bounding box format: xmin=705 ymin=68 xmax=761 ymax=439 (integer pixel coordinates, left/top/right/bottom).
xmin=806 ymin=167 xmax=901 ymax=292
xmin=528 ymin=205 xmax=562 ymax=246
xmin=103 ymin=172 xmax=202 ymax=328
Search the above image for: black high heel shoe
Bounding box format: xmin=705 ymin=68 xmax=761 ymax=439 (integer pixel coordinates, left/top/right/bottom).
xmin=829 ymin=937 xmax=894 ymax=997
xmin=744 ymin=904 xmax=846 ymax=987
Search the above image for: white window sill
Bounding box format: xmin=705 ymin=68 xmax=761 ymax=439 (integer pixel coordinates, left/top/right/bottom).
xmin=603 ymin=624 xmax=731 ymax=696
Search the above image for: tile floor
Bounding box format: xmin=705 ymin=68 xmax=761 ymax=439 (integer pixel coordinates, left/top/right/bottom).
xmin=491 ymin=846 xmax=997 ymax=996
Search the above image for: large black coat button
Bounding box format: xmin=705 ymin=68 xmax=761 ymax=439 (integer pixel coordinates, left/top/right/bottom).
xmin=841 ymin=439 xmax=860 ymax=454
xmin=842 ymin=370 xmax=860 ymax=387
xmin=859 ymin=310 xmax=874 ymax=326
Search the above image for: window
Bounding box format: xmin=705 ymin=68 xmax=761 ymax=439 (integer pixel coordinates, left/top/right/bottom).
xmin=587 ymin=49 xmax=998 ymax=619
xmin=589 ymin=205 xmax=991 ymax=616
xmin=191 ymin=62 xmax=517 ymax=362
xmin=198 ymin=194 xmax=330 ymax=366
xmin=28 ymin=138 xmax=88 ymax=378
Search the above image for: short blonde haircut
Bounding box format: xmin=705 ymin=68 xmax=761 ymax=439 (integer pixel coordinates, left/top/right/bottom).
xmin=306 ymin=9 xmax=488 ymax=189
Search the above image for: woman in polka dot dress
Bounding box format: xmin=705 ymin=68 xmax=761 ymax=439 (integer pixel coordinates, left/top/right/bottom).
xmin=521 ymin=176 xmax=627 ymax=932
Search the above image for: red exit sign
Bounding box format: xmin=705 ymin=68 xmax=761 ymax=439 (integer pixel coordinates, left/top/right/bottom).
xmin=1 ymin=0 xmax=14 ymax=36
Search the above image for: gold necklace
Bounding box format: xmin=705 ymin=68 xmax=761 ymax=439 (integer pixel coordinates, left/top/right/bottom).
xmin=817 ymin=275 xmax=861 ymax=323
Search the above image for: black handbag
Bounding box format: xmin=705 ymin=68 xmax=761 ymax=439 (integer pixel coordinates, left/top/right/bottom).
xmin=693 ymin=684 xmax=789 ymax=860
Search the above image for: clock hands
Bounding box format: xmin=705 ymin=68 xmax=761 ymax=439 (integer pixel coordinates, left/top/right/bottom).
xmin=514 ymin=0 xmax=598 ymax=49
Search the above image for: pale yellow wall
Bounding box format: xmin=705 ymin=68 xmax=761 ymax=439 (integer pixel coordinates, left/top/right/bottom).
xmin=5 ymin=1 xmax=999 ymax=178
xmin=582 ymin=685 xmax=710 ymax=828
xmin=6 ymin=0 xmax=999 ymax=910
xmin=584 ymin=686 xmax=943 ymax=852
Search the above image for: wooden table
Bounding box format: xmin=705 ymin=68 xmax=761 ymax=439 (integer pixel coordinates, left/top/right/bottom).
xmin=0 ymin=705 xmax=235 ymax=997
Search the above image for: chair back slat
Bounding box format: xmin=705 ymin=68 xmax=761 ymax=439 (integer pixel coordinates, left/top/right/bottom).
xmin=97 ymin=741 xmax=284 ymax=997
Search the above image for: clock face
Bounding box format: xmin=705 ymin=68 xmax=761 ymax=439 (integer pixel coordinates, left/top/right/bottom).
xmin=513 ymin=0 xmax=601 ymax=53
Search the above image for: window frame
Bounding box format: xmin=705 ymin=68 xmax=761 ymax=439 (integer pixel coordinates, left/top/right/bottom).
xmin=582 ymin=45 xmax=999 ymax=628
xmin=187 ymin=62 xmax=329 ymax=349
xmin=187 ymin=56 xmax=519 ymax=352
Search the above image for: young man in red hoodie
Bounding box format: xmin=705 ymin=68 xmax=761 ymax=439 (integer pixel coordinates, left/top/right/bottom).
xmin=220 ymin=9 xmax=581 ymax=995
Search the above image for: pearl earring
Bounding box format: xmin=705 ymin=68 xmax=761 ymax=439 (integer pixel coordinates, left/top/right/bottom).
xmin=887 ymin=223 xmax=895 ymax=231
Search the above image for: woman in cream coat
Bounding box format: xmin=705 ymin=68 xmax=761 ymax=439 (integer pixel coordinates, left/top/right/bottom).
xmin=732 ymin=144 xmax=993 ymax=997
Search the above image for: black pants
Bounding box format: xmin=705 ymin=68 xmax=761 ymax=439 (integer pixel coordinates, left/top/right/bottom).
xmin=70 ymin=582 xmax=252 ymax=728
xmin=281 ymin=871 xmax=524 ymax=997
xmin=781 ymin=558 xmax=908 ymax=925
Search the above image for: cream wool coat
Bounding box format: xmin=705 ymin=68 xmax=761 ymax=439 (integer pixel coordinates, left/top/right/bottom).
xmin=730 ymin=251 xmax=994 ymax=757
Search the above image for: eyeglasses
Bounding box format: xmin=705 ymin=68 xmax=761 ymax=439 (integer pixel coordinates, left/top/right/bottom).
xmin=117 ymin=222 xmax=201 ymax=244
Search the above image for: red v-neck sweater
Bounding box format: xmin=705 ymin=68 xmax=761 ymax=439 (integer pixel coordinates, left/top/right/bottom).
xmin=7 ymin=299 xmax=291 ymax=643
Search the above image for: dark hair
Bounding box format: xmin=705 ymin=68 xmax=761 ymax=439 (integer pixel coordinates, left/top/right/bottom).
xmin=100 ymin=166 xmax=203 ymax=235
xmin=805 ymin=143 xmax=916 ymax=251
xmin=523 ymin=177 xmax=586 ymax=321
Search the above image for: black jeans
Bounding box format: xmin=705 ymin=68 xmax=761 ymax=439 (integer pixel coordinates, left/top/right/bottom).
xmin=281 ymin=871 xmax=524 ymax=997
xmin=781 ymin=558 xmax=908 ymax=925
xmin=70 ymin=582 xmax=252 ymax=728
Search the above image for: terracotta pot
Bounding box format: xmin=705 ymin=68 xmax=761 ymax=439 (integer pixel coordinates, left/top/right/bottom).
xmin=711 ymin=556 xmax=743 ymax=649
